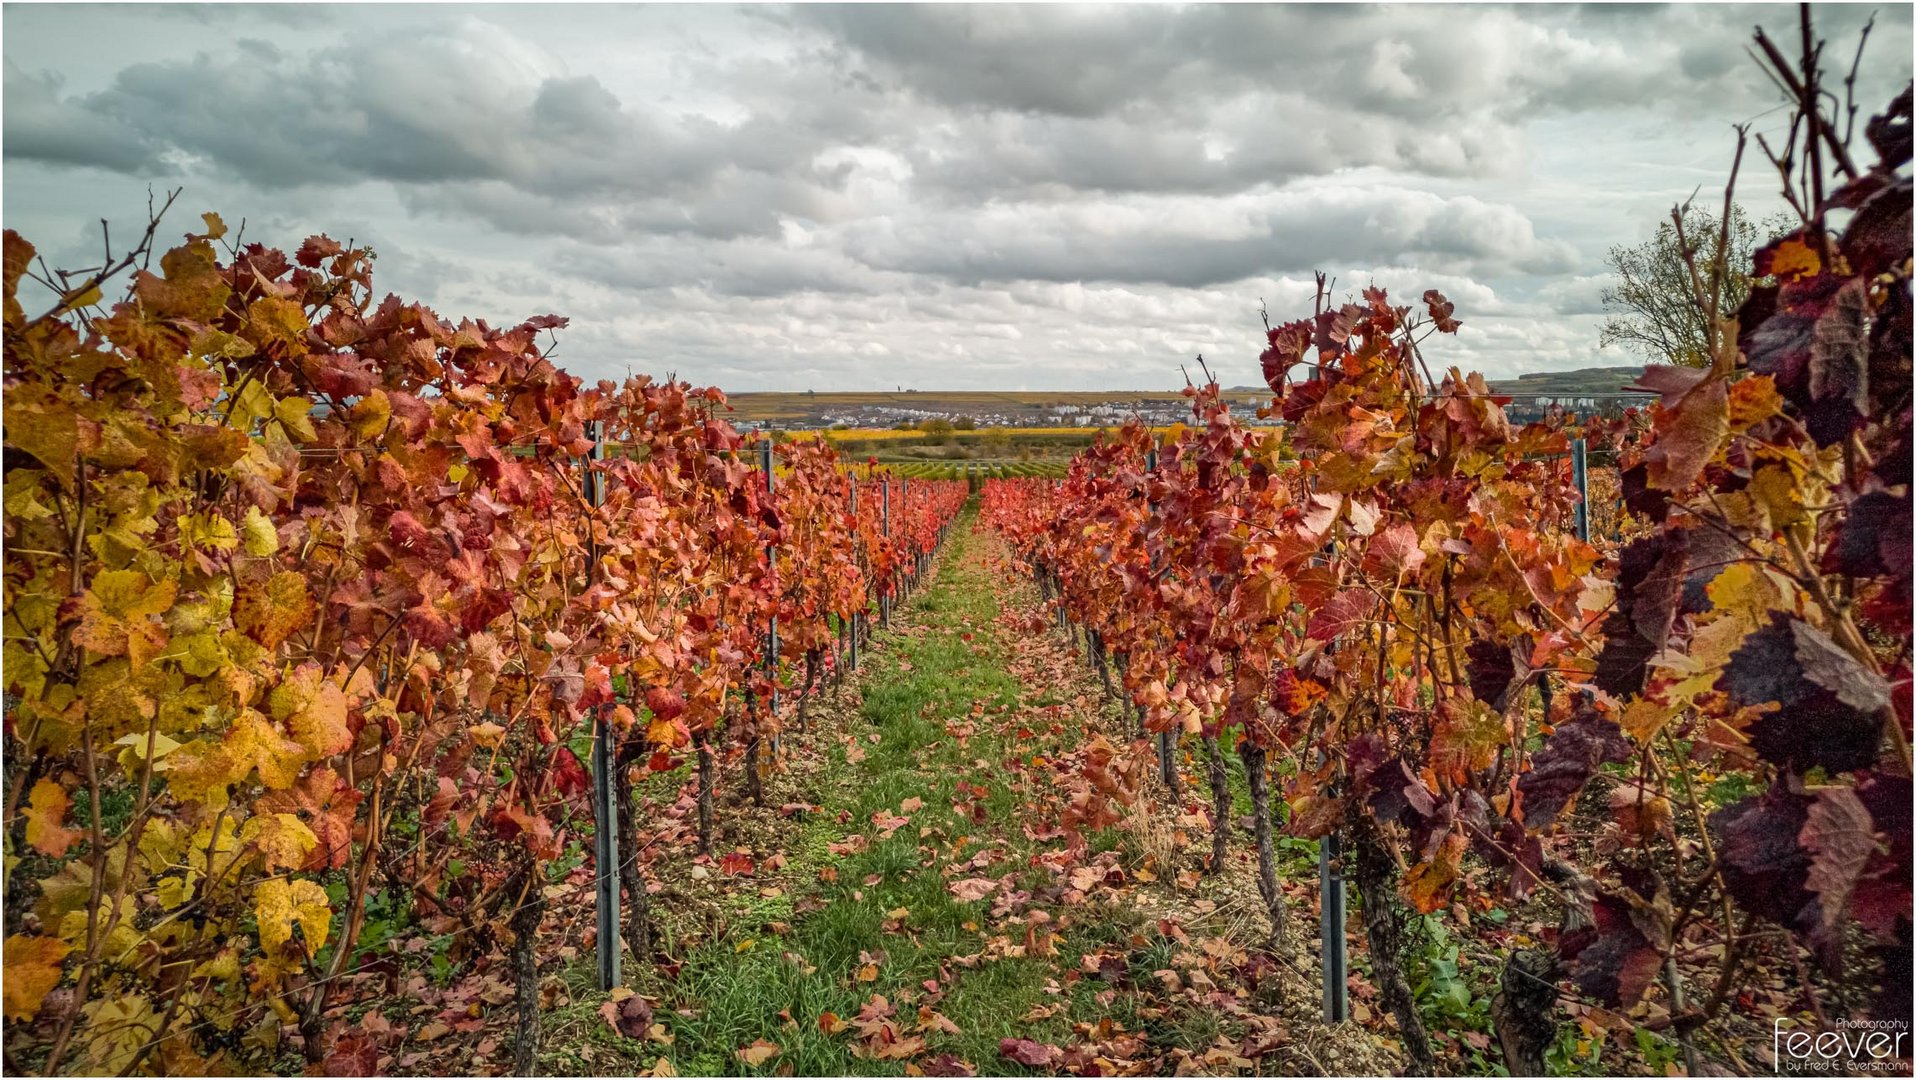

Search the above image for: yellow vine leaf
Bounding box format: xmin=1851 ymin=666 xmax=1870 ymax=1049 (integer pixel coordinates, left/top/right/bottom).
xmin=181 ymin=511 xmax=239 ymax=556
xmin=246 ymin=297 xmax=309 ymax=356
xmin=226 ymin=709 xmax=308 ymax=790
xmin=273 ymin=396 xmax=316 ymax=443
xmin=191 ymin=814 xmax=243 ymax=870
xmin=137 ymin=817 xmax=182 ymax=874
xmin=253 ymin=878 xmax=331 ymax=958
xmin=163 ymin=738 xmax=237 ymax=810
xmin=1620 ymin=698 xmax=1676 ymax=743
xmin=81 ymin=992 xmax=156 ymax=1074
xmin=1726 ymin=374 xmax=1785 ymax=432
xmin=156 ymin=875 xmax=193 ymax=909
xmin=3 ymin=934 xmax=70 ymax=1020
xmin=237 ymin=571 xmax=313 ymax=650
xmin=1760 ymin=234 xmax=1822 ymax=282
xmin=240 ymin=812 xmax=318 ymax=872
xmin=346 ymin=388 xmax=392 ymax=439
xmin=646 ymin=713 xmax=681 ymax=748
xmin=229 ymin=379 xmax=277 ymax=425
xmin=23 ymin=779 xmax=81 ymax=858
xmin=1 ymin=384 xmax=83 ymax=488
xmin=57 ymin=896 xmax=140 ymax=959
xmin=4 ymin=229 xmax=36 ymax=324
xmin=1402 ymin=833 xmax=1467 ymax=913
xmin=1750 ymin=463 xmax=1806 ymax=531
xmin=3 ymin=471 xmax=55 ymax=521
xmin=113 ymin=731 xmax=183 ymax=777
xmin=240 ymin=505 xmax=280 ymax=557
xmin=191 ymin=947 xmax=240 ymax=983
xmin=270 ymin=666 xmax=352 ymax=759
xmin=1707 ymin=563 xmax=1784 ymax=623
xmin=174 ymin=629 xmax=229 ymax=678
xmin=72 ymin=569 xmax=177 ymax=667
xmin=75 ymin=657 xmax=163 ymax=742
xmin=58 ymin=283 xmax=103 ymax=311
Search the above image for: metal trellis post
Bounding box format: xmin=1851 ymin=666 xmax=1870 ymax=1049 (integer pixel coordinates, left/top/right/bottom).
xmin=1302 ymin=462 xmax=1349 ymax=1024
xmin=1571 ymin=437 xmax=1591 ymax=543
xmin=1320 ymin=823 xmax=1348 ymax=1023
xmin=1144 ymin=442 xmax=1178 ymax=789
xmin=586 ymin=421 xmax=622 ymax=991
xmin=881 ymin=479 xmax=892 ymax=628
xmin=762 ymin=438 xmax=779 ymax=728
xmin=849 ymin=480 xmax=860 ymax=670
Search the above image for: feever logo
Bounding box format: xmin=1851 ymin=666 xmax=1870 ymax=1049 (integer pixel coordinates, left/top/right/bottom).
xmin=1772 ymin=1018 xmax=1911 ymax=1074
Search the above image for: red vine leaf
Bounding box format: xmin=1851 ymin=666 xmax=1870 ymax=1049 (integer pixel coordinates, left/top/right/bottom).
xmin=1516 ymin=711 xmax=1630 ymax=828
xmin=1422 ymin=289 xmax=1461 ymax=333
xmin=1718 ymin=613 xmax=1889 ymax=774
xmin=1305 ymin=588 xmax=1373 ymax=643
xmin=999 ymin=1038 xmax=1060 ymax=1067
xmin=1801 ymin=786 xmax=1878 ymax=934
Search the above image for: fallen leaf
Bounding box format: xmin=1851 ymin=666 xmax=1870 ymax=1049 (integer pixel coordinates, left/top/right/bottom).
xmin=1000 ymin=1038 xmax=1060 ymax=1067
xmin=949 ymin=877 xmax=998 ymax=901
xmin=736 ymin=1039 xmax=780 ymax=1067
xmin=600 ymin=992 xmax=655 ymax=1040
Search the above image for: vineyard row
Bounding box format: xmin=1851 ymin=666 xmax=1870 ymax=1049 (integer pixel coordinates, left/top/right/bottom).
xmin=1 ymin=219 xmax=966 ymax=1074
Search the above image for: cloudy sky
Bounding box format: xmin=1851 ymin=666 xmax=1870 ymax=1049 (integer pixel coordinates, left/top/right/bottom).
xmin=4 ymin=4 xmax=1909 ymax=391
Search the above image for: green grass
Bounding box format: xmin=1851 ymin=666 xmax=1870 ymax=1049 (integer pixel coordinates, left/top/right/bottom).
xmin=537 ymin=509 xmax=1236 ymax=1075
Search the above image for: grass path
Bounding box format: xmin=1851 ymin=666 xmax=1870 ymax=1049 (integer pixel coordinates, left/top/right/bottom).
xmin=542 ymin=508 xmax=1399 ymax=1076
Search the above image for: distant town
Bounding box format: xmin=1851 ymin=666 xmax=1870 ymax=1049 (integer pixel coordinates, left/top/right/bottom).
xmin=725 ymin=366 xmax=1657 ymax=430
xmin=810 ymin=397 xmax=1243 ymax=429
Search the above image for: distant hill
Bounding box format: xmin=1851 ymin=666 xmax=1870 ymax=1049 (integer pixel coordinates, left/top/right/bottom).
xmin=1238 ymin=365 xmax=1653 ymax=399
xmin=1488 ymin=366 xmax=1651 ymax=399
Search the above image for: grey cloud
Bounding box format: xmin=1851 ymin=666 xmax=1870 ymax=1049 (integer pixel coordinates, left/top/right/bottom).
xmin=1537 ymin=274 xmax=1613 ymax=318
xmin=804 ymin=3 xmax=1908 ymax=192
xmin=901 ymin=94 xmax=1530 ymax=203
xmin=2 ymin=60 xmax=164 ymax=173
xmin=803 ymin=3 xmax=1795 ymax=123
xmin=10 ymin=22 xmax=862 ymax=242
xmin=3 ymin=3 xmax=1907 ymax=392
xmin=141 ymin=3 xmax=335 ymax=28
xmin=845 ymin=187 xmax=1577 ymax=288
xmin=408 ymin=166 xmax=847 ymax=245
xmin=800 ymin=4 xmax=1190 ymax=118
xmin=555 ymin=237 xmax=898 ymax=300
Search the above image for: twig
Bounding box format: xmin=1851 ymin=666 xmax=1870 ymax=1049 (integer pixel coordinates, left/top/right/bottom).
xmin=1753 ymin=23 xmax=1857 ymax=181
xmin=1706 ymin=128 xmax=1748 ymax=374
xmin=1841 ymin=14 xmax=1876 ymax=147
xmin=11 ymin=188 xmax=181 ymax=338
